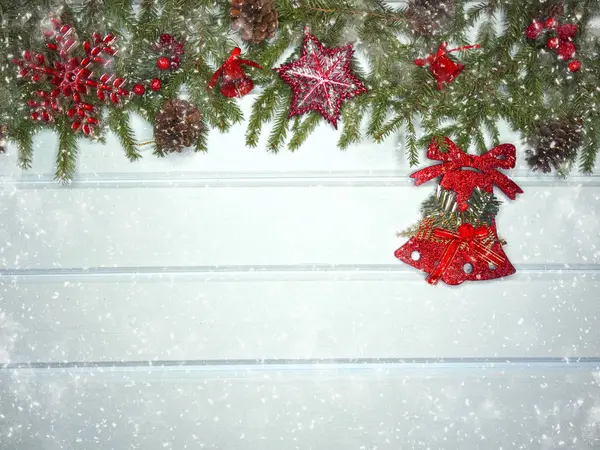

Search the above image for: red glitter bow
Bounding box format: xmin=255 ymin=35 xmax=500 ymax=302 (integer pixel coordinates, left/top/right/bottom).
xmin=207 ymin=47 xmax=262 ymax=98
xmin=427 ymin=223 xmax=505 ymax=285
xmin=411 ymin=137 xmax=523 ymax=210
xmin=414 ymin=42 xmax=480 ymax=90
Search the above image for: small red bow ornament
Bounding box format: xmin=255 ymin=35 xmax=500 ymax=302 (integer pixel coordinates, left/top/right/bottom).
xmin=395 ymin=221 xmax=515 ymax=285
xmin=207 ymin=47 xmax=262 ymax=98
xmin=411 ymin=137 xmax=523 ymax=211
xmin=414 ymin=42 xmax=480 ymax=90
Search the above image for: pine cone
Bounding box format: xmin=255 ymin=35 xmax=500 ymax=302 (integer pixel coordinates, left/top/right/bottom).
xmin=230 ymin=0 xmax=278 ymax=44
xmin=541 ymin=1 xmax=564 ymax=19
xmin=154 ymin=99 xmax=202 ymax=153
xmin=405 ymin=0 xmax=456 ymax=36
xmin=526 ymin=118 xmax=583 ymax=173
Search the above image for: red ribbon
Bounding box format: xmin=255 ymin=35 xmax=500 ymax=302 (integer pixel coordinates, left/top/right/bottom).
xmin=427 ymin=223 xmax=505 ymax=285
xmin=411 ymin=137 xmax=523 ymax=207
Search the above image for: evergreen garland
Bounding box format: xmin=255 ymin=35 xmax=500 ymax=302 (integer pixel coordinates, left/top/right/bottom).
xmin=2 ymin=0 xmax=600 ymax=181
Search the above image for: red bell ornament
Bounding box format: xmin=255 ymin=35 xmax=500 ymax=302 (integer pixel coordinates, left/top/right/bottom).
xmin=207 ymin=47 xmax=262 ymax=98
xmin=395 ymin=221 xmax=515 ymax=286
xmin=414 ymin=42 xmax=480 ymax=90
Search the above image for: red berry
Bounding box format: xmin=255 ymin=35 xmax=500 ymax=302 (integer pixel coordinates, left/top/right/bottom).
xmin=132 ymin=84 xmax=146 ymax=96
xmin=82 ymin=123 xmax=92 ymax=135
xmin=157 ymin=56 xmax=170 ymax=71
xmin=526 ymin=20 xmax=544 ymax=40
xmin=568 ymin=60 xmax=581 ymax=72
xmin=557 ymin=40 xmax=576 ymax=60
xmin=159 ymin=34 xmax=174 ymax=46
xmin=170 ymin=56 xmax=181 ymax=69
xmin=173 ymin=43 xmax=184 ymax=56
xmin=545 ymin=17 xmax=558 ymax=29
xmin=150 ymin=78 xmax=161 ymax=91
xmin=547 ymin=37 xmax=560 ymax=50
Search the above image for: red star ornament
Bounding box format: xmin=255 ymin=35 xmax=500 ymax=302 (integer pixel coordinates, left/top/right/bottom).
xmin=274 ymin=30 xmax=367 ymax=128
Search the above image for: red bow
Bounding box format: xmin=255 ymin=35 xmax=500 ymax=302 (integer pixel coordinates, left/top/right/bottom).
xmin=411 ymin=137 xmax=523 ymax=209
xmin=207 ymin=48 xmax=262 ymax=98
xmin=427 ymin=223 xmax=505 ymax=285
xmin=414 ymin=42 xmax=480 ymax=90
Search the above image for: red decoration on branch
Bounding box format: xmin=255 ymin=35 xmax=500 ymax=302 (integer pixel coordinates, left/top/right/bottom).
xmin=12 ymin=19 xmax=140 ymax=135
xmin=274 ymin=29 xmax=367 ymax=128
xmin=414 ymin=42 xmax=480 ymax=90
xmin=207 ymin=47 xmax=262 ymax=98
xmin=395 ymin=136 xmax=522 ymax=286
xmin=154 ymin=33 xmax=184 ymax=71
xmin=395 ymin=221 xmax=515 ymax=286
xmin=526 ymin=17 xmax=580 ymax=71
xmin=150 ymin=78 xmax=162 ymax=91
xmin=411 ymin=137 xmax=523 ymax=210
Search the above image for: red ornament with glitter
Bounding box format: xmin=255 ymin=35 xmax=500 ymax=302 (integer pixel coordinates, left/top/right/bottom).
xmin=207 ymin=47 xmax=262 ymax=98
xmin=394 ymin=137 xmax=523 ymax=286
xmin=411 ymin=137 xmax=523 ymax=211
xmin=414 ymin=42 xmax=480 ymax=90
xmin=274 ymin=29 xmax=367 ymax=129
xmin=12 ymin=19 xmax=141 ymax=135
xmin=395 ymin=220 xmax=515 ymax=285
xmin=150 ymin=78 xmax=162 ymax=91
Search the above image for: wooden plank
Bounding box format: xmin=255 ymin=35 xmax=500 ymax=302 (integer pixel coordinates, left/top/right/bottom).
xmin=2 ymin=273 xmax=598 ymax=363
xmin=0 ymin=186 xmax=597 ymax=269
xmin=1 ymin=363 xmax=598 ymax=449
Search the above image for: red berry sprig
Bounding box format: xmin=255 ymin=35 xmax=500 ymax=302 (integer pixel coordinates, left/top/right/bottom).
xmin=154 ymin=33 xmax=184 ymax=71
xmin=526 ymin=17 xmax=580 ymax=72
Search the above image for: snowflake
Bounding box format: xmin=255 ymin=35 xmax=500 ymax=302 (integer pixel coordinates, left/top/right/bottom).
xmin=13 ymin=19 xmax=138 ymax=135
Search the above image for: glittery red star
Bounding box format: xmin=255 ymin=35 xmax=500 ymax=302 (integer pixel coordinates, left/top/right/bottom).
xmin=274 ymin=30 xmax=367 ymax=129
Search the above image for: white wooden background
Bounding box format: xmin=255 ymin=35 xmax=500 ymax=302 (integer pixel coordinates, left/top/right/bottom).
xmin=1 ymin=10 xmax=600 ymax=446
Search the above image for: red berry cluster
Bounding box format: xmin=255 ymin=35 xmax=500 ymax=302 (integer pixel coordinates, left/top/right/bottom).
xmin=155 ymin=34 xmax=184 ymax=71
xmin=526 ymin=17 xmax=581 ymax=72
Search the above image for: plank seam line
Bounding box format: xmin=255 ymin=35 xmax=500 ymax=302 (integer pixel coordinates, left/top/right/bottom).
xmin=3 ymin=172 xmax=600 ymax=188
xmin=3 ymin=357 xmax=600 ymax=372
xmin=0 ymin=263 xmax=599 ymax=280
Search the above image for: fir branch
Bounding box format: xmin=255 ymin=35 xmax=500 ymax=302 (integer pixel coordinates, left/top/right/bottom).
xmin=107 ymin=108 xmax=142 ymax=162
xmin=405 ymin=115 xmax=418 ymax=166
xmin=338 ymin=99 xmax=365 ymax=150
xmin=288 ymin=112 xmax=321 ymax=151
xmin=13 ymin=125 xmax=34 ymax=170
xmin=55 ymin=121 xmax=78 ymax=183
xmin=297 ymin=4 xmax=407 ymax=23
xmin=267 ymin=103 xmax=291 ymax=152
xmin=195 ymin=118 xmax=208 ymax=153
xmin=419 ymin=187 xmax=501 ymax=231
xmin=374 ymin=114 xmax=404 ymax=143
xmin=246 ymin=84 xmax=281 ymax=147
